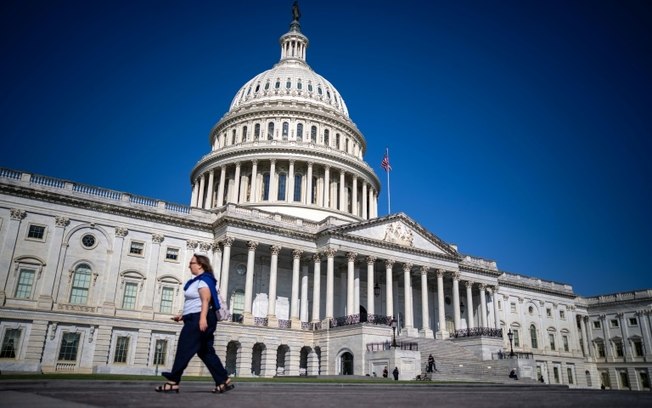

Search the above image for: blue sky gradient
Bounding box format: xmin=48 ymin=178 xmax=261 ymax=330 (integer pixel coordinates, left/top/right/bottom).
xmin=1 ymin=0 xmax=651 ymax=296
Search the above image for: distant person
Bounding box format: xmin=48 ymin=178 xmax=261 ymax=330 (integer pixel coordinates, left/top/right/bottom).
xmin=427 ymin=354 xmax=434 ymax=372
xmin=383 ymin=366 xmax=388 ymax=378
xmin=509 ymin=369 xmax=519 ymax=380
xmin=538 ymin=375 xmax=545 ymax=383
xmin=393 ymin=366 xmax=399 ymax=381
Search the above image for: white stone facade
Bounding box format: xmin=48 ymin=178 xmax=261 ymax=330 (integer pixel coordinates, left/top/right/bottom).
xmin=0 ymin=6 xmax=650 ymax=390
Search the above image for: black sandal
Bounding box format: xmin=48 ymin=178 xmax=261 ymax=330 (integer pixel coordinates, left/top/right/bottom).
xmin=155 ymin=382 xmax=179 ymax=393
xmin=213 ymin=379 xmax=234 ymax=394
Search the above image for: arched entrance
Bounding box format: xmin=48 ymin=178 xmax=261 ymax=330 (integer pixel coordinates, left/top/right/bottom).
xmin=340 ymin=352 xmax=353 ymax=375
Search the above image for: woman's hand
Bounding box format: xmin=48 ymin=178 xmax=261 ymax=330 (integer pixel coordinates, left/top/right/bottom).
xmin=171 ymin=315 xmax=183 ymax=322
xmin=199 ymin=317 xmax=208 ymax=332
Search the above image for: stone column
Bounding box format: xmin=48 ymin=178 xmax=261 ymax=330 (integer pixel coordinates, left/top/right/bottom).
xmin=479 ymin=284 xmax=488 ymax=328
xmin=216 ymin=165 xmax=226 ymax=207
xmin=206 ymin=169 xmax=215 ymax=208
xmin=346 ymin=252 xmax=356 ymax=316
xmin=290 ymin=249 xmax=302 ymax=326
xmin=267 ymin=245 xmax=281 ymax=327
xmin=287 ymin=160 xmax=295 ymax=203
xmin=465 ymin=281 xmax=475 ymax=329
xmin=362 ymin=181 xmax=368 ymax=219
xmin=491 ymin=287 xmax=501 ymax=329
xmin=212 ymin=243 xmax=222 ymax=285
xmin=250 ymin=160 xmax=258 ymax=203
xmin=323 ymin=166 xmax=330 ymax=208
xmin=0 ymin=209 xmax=26 ymax=304
xmin=584 ymin=316 xmax=594 ymax=357
xmin=311 ymin=254 xmax=321 ymax=323
xmin=191 ymin=181 xmax=198 ymax=207
xmin=306 ymin=162 xmax=313 ymax=205
xmin=325 ymin=247 xmax=335 ymax=319
xmin=300 ymin=263 xmax=309 ymax=323
xmin=403 ymin=264 xmax=413 ymax=330
xmin=269 ymin=159 xmax=277 ymax=202
xmin=579 ymin=314 xmax=590 ymax=357
xmin=366 ymin=256 xmax=376 ymax=316
xmin=197 ymin=173 xmax=206 ymax=209
xmin=436 ymin=270 xmax=447 ymax=339
xmin=219 ymin=237 xmax=234 ymax=296
xmin=420 ymin=266 xmax=433 ymax=337
xmin=637 ymin=311 xmax=652 ymax=358
xmin=243 ymin=240 xmax=257 ymax=325
xmin=385 ymin=260 xmax=395 ymax=318
xmin=352 ymin=176 xmax=358 ymax=216
xmin=232 ymin=162 xmax=241 ymax=203
xmin=339 ymin=171 xmax=346 ymax=211
xmin=452 ymin=272 xmax=461 ymax=331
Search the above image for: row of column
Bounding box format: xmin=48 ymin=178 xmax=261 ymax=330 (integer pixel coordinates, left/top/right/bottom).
xmin=583 ymin=312 xmax=652 ymax=361
xmin=191 ymin=160 xmax=378 ymax=219
xmin=214 ymin=238 xmax=499 ymax=336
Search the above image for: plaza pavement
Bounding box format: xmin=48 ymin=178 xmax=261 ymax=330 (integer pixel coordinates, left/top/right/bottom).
xmin=1 ymin=379 xmax=652 ymax=408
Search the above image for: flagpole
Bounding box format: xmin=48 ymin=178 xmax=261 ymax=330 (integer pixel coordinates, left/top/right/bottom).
xmin=386 ymin=162 xmax=391 ymax=214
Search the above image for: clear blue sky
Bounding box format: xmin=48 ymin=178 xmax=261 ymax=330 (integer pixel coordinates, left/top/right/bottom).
xmin=1 ymin=0 xmax=651 ymax=297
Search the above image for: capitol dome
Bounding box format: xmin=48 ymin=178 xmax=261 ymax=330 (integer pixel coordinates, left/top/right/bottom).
xmin=189 ymin=7 xmax=380 ymax=223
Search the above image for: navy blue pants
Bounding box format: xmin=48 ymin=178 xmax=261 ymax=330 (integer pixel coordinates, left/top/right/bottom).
xmin=163 ymin=311 xmax=228 ymax=385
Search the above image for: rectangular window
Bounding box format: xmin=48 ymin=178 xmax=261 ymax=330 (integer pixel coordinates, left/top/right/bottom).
xmin=549 ymin=334 xmax=556 ymax=351
xmin=628 ymin=317 xmax=638 ymax=326
xmin=597 ymin=342 xmax=606 ymax=358
xmin=129 ymin=241 xmax=144 ymax=256
xmin=0 ymin=328 xmax=22 ymax=358
xmin=113 ymin=336 xmax=129 ymax=363
xmin=154 ymin=339 xmax=167 ymax=365
xmin=562 ymin=335 xmax=569 ymax=352
xmin=58 ymin=332 xmax=80 ymax=361
xmin=634 ymin=341 xmax=644 ymax=357
xmin=122 ymin=282 xmax=138 ymax=309
xmin=510 ymin=303 xmax=516 ymax=313
xmin=69 ymin=269 xmax=91 ymax=305
xmin=553 ymin=367 xmax=560 ymax=383
xmin=546 ymin=308 xmax=552 ymax=318
xmin=559 ymin=310 xmax=565 ymax=320
xmin=513 ymin=329 xmax=520 ymax=347
xmin=27 ymin=224 xmax=45 ymax=240
xmin=160 ymin=287 xmax=174 ymax=314
xmin=498 ymin=300 xmax=502 ymax=310
xmin=567 ymin=367 xmax=574 ymax=384
xmin=610 ymin=319 xmax=619 ymax=328
xmin=593 ymin=321 xmax=601 ymax=329
xmin=165 ymin=247 xmax=179 ymax=261
xmin=640 ymin=371 xmax=650 ymax=389
xmin=14 ymin=268 xmax=36 ymax=299
xmin=615 ymin=342 xmax=624 ymax=357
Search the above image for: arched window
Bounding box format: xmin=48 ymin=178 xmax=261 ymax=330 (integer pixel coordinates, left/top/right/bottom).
xmin=336 ymin=133 xmax=341 ymax=149
xmin=242 ymin=126 xmax=248 ymax=142
xmin=310 ymin=126 xmax=317 ymax=143
xmin=267 ymin=122 xmax=274 ymax=140
xmin=347 ymin=187 xmax=352 ymax=212
xmin=275 ymin=79 xmax=280 ymax=89
xmin=254 ymin=123 xmax=261 ymax=140
xmin=262 ymin=173 xmax=270 ymax=201
xmin=324 ymin=129 xmax=329 ymax=146
xmin=296 ymin=123 xmax=303 ymax=141
xmin=282 ymin=122 xmax=289 ymax=140
xmin=70 ymin=263 xmax=92 ymax=304
xmin=286 ymin=78 xmax=291 ymax=89
xmin=294 ymin=174 xmax=302 ymax=202
xmin=297 ymin=80 xmax=302 ymax=90
xmin=308 ymin=82 xmax=313 ymax=92
xmin=230 ymin=129 xmax=236 ymax=145
xmin=530 ymin=324 xmax=538 ymax=349
xmin=311 ymin=176 xmax=318 ymax=204
xmin=277 ymin=173 xmax=287 ymax=201
xmin=264 ymin=81 xmax=270 ymax=90
xmin=254 ymin=84 xmax=260 ymax=93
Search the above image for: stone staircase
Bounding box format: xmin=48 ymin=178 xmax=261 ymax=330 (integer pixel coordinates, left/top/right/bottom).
xmin=412 ymin=337 xmax=535 ymax=384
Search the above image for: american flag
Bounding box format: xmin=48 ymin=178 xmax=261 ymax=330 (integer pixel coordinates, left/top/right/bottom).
xmin=381 ymin=148 xmax=392 ymax=172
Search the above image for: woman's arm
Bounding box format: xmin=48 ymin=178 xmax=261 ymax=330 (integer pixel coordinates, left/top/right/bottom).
xmin=198 ymin=287 xmax=211 ymax=332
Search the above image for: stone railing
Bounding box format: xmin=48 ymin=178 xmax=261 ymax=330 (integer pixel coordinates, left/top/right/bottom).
xmin=0 ymin=167 xmax=192 ymax=215
xmin=584 ymin=289 xmax=652 ymax=305
xmin=366 ymin=341 xmax=419 ymax=351
xmin=452 ymin=327 xmax=503 ymax=338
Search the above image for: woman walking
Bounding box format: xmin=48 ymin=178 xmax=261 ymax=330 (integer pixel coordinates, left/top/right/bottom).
xmin=155 ymin=254 xmax=234 ymax=394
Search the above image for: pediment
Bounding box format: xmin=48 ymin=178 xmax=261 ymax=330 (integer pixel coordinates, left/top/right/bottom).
xmin=329 ymin=213 xmax=457 ymax=256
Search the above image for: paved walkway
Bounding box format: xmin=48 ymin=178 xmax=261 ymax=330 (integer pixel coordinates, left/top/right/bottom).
xmin=1 ymin=380 xmax=652 ymax=408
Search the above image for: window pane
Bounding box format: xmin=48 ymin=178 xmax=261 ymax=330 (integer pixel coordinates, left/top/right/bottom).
xmin=15 ymin=268 xmax=35 ymax=299
xmin=58 ymin=332 xmax=80 ymax=361
xmin=294 ymin=174 xmax=302 ymax=202
xmin=122 ymin=282 xmax=138 ymax=309
xmin=160 ymin=287 xmax=174 ymax=313
xmin=129 ymin=242 xmax=144 ymax=255
xmin=114 ymin=336 xmax=129 ymax=363
xmin=28 ymin=225 xmax=45 ymax=239
xmin=165 ymin=248 xmax=179 ymax=261
xmin=277 ymin=173 xmax=286 ymax=201
xmin=70 ymin=265 xmax=91 ymax=304
xmin=0 ymin=328 xmax=21 ymax=358
xmin=154 ymin=339 xmax=167 ymax=365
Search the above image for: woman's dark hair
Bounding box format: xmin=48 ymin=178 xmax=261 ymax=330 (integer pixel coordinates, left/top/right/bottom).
xmin=193 ymin=254 xmax=214 ymax=275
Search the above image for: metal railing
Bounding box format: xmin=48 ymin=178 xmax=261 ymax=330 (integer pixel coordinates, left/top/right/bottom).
xmin=366 ymin=341 xmax=419 ymax=351
xmin=452 ymin=327 xmax=503 ymax=338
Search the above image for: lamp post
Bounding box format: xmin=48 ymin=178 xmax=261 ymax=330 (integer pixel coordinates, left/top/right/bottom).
xmin=507 ymin=328 xmax=515 ymax=358
xmin=390 ymin=318 xmax=398 ymax=348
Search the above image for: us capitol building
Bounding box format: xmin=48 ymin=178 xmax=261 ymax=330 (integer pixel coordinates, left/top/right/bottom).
xmin=1 ymin=5 xmax=650 ymax=391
